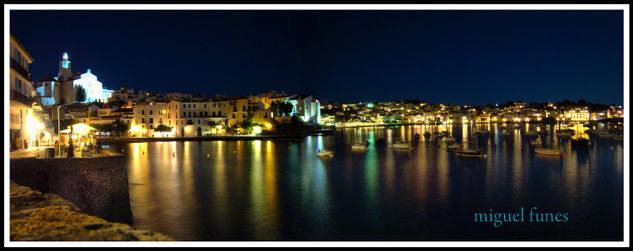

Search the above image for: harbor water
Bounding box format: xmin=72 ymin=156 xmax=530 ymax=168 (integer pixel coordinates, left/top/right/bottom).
xmin=105 ymin=123 xmax=623 ymax=240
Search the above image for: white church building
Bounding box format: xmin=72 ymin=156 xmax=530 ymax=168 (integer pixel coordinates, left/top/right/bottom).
xmin=36 ymin=52 xmax=113 ymax=106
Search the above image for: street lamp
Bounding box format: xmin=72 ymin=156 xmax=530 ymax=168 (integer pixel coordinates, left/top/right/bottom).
xmin=57 ymin=105 xmax=61 ymax=158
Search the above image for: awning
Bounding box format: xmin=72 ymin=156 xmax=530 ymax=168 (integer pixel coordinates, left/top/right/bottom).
xmin=70 ymin=123 xmax=97 ymax=134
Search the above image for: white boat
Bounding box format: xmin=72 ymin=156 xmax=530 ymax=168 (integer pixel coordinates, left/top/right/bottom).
xmin=392 ymin=143 xmax=412 ymax=150
xmin=530 ymin=137 xmax=543 ymax=147
xmin=534 ymin=147 xmax=561 ymax=156
xmin=391 ymin=139 xmax=412 ymax=150
xmin=351 ymin=144 xmax=368 ymax=151
xmin=317 ymin=150 xmax=334 ymax=158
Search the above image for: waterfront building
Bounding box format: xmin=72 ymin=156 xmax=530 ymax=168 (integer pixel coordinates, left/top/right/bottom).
xmin=10 ymin=33 xmax=41 ymax=150
xmin=564 ymin=108 xmax=590 ymax=122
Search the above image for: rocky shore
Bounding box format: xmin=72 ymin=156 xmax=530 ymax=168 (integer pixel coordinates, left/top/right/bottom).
xmin=10 ymin=181 xmax=173 ymax=241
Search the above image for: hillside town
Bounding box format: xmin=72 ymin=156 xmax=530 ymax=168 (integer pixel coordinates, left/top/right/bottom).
xmin=9 ymin=32 xmax=624 ymax=153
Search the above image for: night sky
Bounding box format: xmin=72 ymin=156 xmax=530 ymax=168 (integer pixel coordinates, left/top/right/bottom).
xmin=10 ymin=10 xmax=624 ymax=105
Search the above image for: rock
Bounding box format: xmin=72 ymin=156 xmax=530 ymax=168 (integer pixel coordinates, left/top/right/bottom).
xmin=10 ymin=181 xmax=173 ymax=241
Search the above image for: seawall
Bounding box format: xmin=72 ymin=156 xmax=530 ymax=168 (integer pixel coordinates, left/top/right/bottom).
xmin=10 ymin=155 xmax=133 ymax=225
xmin=10 ymin=181 xmax=172 ymax=241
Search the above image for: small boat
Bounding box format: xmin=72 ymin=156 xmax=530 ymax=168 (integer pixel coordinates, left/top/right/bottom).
xmin=391 ymin=139 xmax=412 ymax=150
xmin=534 ymin=147 xmax=561 ymax=156
xmin=530 ymin=137 xmax=543 ymax=147
xmin=456 ymin=149 xmax=486 ymax=158
xmin=317 ymin=150 xmax=334 ymax=158
xmin=447 ymin=142 xmax=461 ymax=149
xmin=571 ymin=138 xmax=591 ymax=147
xmin=351 ymin=142 xmax=369 ymax=151
xmin=456 ymin=137 xmax=485 ymax=157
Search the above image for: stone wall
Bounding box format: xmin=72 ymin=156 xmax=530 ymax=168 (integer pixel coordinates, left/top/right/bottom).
xmin=10 ymin=181 xmax=172 ymax=241
xmin=10 ymin=155 xmax=133 ymax=225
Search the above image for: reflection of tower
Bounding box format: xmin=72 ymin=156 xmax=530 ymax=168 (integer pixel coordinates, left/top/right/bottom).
xmin=53 ymin=52 xmax=76 ymax=104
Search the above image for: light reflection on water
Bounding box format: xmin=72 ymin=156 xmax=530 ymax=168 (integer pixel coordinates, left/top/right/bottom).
xmin=114 ymin=123 xmax=622 ymax=241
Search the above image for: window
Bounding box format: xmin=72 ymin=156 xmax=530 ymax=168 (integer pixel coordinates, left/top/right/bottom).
xmin=242 ymin=113 xmax=245 ymax=118
xmin=183 ymin=112 xmax=186 ymax=117
xmin=141 ymin=110 xmax=145 ymax=115
xmin=150 ymin=124 xmax=153 ymax=129
xmin=149 ymin=118 xmax=153 ymax=123
xmin=169 ymin=120 xmax=171 ymax=125
xmin=149 ymin=110 xmax=153 ymax=115
xmin=183 ymin=104 xmax=185 ymax=108
xmin=242 ymin=106 xmax=246 ymax=111
xmin=218 ymin=111 xmax=222 ymax=116
xmin=205 ymin=112 xmax=208 ymax=117
xmin=204 ymin=104 xmax=207 ymax=108
xmin=212 ymin=112 xmax=216 ymax=117
xmin=232 ymin=114 xmax=235 ymax=118
xmin=213 ymin=103 xmax=216 ymax=107
xmin=193 ymin=112 xmax=196 ymax=117
xmin=193 ymin=104 xmax=196 ymax=108
xmin=188 ymin=104 xmax=191 ymax=108
xmin=188 ymin=112 xmax=191 ymax=117
xmin=141 ymin=118 xmax=145 ymax=123
xmin=198 ymin=120 xmax=200 ymax=124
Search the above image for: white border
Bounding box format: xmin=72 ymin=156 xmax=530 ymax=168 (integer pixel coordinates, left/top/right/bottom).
xmin=4 ymin=4 xmax=629 ymax=248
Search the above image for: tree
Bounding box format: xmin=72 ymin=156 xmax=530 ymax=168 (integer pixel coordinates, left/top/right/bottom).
xmin=279 ymin=102 xmax=294 ymax=116
xmin=155 ymin=124 xmax=173 ymax=132
xmin=75 ymin=86 xmax=87 ymax=103
xmin=112 ymin=119 xmax=131 ymax=136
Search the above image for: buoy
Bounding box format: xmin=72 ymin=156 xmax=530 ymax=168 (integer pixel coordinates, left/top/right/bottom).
xmin=122 ymin=149 xmax=125 ymax=152
xmin=559 ymin=153 xmax=563 ymax=158
xmin=233 ymin=150 xmax=237 ymax=154
xmin=206 ymin=153 xmax=210 ymax=158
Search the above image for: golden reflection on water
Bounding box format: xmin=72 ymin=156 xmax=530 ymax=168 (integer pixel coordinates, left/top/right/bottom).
xmin=123 ymin=124 xmax=622 ymax=240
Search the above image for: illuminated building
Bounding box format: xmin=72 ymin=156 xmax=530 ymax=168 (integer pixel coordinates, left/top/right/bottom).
xmin=9 ymin=33 xmax=38 ymax=150
xmin=564 ymin=108 xmax=590 ymax=122
xmin=36 ymin=53 xmax=113 ymax=105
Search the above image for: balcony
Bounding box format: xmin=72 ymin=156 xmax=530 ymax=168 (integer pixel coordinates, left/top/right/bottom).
xmin=11 ymin=89 xmax=34 ymax=106
xmin=10 ymin=58 xmax=31 ymax=81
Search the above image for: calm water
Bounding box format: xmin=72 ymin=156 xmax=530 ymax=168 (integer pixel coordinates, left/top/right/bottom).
xmin=106 ymin=124 xmax=623 ymax=241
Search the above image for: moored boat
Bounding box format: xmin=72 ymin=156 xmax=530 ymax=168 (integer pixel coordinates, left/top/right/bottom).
xmin=529 ymin=137 xmax=543 ymax=147
xmin=534 ymin=147 xmax=561 ymax=156
xmin=317 ymin=150 xmax=334 ymax=158
xmin=456 ymin=149 xmax=486 ymax=158
xmin=391 ymin=138 xmax=412 ymax=150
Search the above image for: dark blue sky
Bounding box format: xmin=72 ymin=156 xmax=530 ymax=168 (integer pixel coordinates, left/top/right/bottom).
xmin=10 ymin=10 xmax=623 ymax=105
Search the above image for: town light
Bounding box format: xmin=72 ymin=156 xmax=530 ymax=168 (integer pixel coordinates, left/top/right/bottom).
xmin=252 ymin=126 xmax=263 ymax=135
